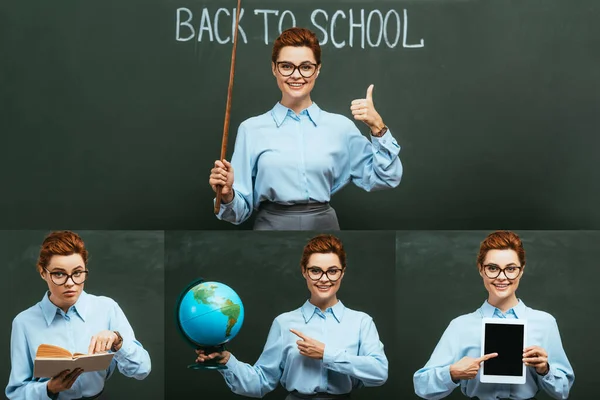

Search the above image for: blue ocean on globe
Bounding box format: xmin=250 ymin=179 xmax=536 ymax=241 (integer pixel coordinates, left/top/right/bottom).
xmin=178 ymin=281 xmax=245 ymax=346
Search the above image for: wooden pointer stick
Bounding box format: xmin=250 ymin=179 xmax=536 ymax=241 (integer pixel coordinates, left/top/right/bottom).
xmin=215 ymin=0 xmax=242 ymax=214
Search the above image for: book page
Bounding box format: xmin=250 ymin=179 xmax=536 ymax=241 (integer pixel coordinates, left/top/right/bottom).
xmin=35 ymin=344 xmax=72 ymax=359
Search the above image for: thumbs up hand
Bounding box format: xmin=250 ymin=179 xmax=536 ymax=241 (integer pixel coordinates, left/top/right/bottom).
xmin=351 ymin=84 xmax=386 ymax=135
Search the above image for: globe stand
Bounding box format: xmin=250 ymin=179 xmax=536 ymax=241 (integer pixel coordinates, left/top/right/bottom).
xmin=188 ymin=344 xmax=227 ymax=370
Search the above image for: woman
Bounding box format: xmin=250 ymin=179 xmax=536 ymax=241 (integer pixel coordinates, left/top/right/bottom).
xmin=209 ymin=27 xmax=403 ymax=230
xmin=196 ymin=234 xmax=388 ymax=399
xmin=6 ymin=231 xmax=151 ymax=400
xmin=413 ymin=230 xmax=574 ymax=400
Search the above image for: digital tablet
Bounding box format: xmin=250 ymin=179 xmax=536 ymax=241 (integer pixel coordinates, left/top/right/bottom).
xmin=480 ymin=318 xmax=527 ymax=384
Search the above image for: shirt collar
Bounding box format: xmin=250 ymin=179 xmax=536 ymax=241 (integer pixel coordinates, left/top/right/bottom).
xmin=481 ymin=299 xmax=526 ymax=319
xmin=300 ymin=299 xmax=345 ymax=323
xmin=40 ymin=290 xmax=89 ymax=326
xmin=271 ymin=102 xmax=321 ymax=127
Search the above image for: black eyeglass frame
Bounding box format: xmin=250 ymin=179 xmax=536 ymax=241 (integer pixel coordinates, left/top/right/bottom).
xmin=43 ymin=267 xmax=89 ymax=285
xmin=481 ymin=264 xmax=523 ymax=280
xmin=275 ymin=61 xmax=319 ymax=78
xmin=304 ymin=267 xmax=345 ymax=282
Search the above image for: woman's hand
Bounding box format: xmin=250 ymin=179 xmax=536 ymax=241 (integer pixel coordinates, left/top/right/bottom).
xmin=351 ymin=84 xmax=386 ymax=135
xmin=290 ymin=329 xmax=325 ymax=360
xmin=88 ymin=330 xmax=121 ymax=354
xmin=47 ymin=368 xmax=83 ymax=395
xmin=449 ymin=353 xmax=498 ymax=382
xmin=523 ymin=345 xmax=549 ymax=375
xmin=209 ymin=159 xmax=234 ymax=204
xmin=195 ymin=348 xmax=230 ymax=365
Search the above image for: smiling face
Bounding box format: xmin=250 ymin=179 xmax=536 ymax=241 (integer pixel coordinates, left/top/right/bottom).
xmin=40 ymin=254 xmax=86 ymax=312
xmin=272 ymin=46 xmax=320 ymax=112
xmin=302 ymin=252 xmax=344 ymax=311
xmin=479 ymin=249 xmax=523 ymax=311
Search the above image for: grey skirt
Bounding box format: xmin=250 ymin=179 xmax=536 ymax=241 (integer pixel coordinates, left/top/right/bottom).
xmin=253 ymin=202 xmax=340 ymax=231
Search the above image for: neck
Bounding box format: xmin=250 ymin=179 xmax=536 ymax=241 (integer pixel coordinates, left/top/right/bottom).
xmin=49 ymin=294 xmax=71 ymax=314
xmin=309 ymin=296 xmax=338 ymax=312
xmin=281 ymin=96 xmax=313 ymax=114
xmin=488 ymin=295 xmax=519 ymax=313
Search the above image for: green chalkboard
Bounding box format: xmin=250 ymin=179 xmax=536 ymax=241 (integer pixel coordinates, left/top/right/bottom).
xmin=396 ymin=231 xmax=596 ymax=399
xmin=1 ymin=0 xmax=599 ymax=229
xmin=0 ymin=231 xmax=165 ymax=399
xmin=164 ymin=231 xmax=396 ymax=399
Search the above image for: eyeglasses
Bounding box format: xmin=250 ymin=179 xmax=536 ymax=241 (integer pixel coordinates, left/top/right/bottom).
xmin=43 ymin=267 xmax=89 ymax=285
xmin=305 ymin=267 xmax=344 ymax=281
xmin=276 ymin=62 xmax=318 ymax=78
xmin=482 ymin=264 xmax=522 ymax=280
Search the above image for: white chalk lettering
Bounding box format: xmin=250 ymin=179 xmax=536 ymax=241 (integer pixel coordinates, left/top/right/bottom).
xmin=198 ymin=8 xmax=214 ymax=42
xmin=366 ymin=10 xmax=383 ymax=47
xmin=254 ymin=9 xmax=278 ymax=45
xmin=278 ymin=10 xmax=296 ymax=33
xmin=310 ymin=9 xmax=328 ymax=45
xmin=176 ymin=8 xmax=195 ymax=42
xmin=383 ymin=10 xmax=401 ymax=48
xmin=349 ymin=9 xmax=365 ymax=49
xmin=175 ymin=7 xmax=424 ymax=50
xmin=214 ymin=8 xmax=231 ymax=44
xmin=403 ymin=9 xmax=424 ymax=48
xmin=330 ymin=10 xmax=346 ymax=49
xmin=232 ymin=7 xmax=247 ymax=44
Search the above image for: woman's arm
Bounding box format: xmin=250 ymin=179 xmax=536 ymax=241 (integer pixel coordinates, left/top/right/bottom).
xmin=321 ymin=316 xmax=388 ymax=387
xmin=534 ymin=317 xmax=574 ymax=400
xmin=346 ymin=84 xmax=403 ymax=192
xmin=214 ymin=123 xmax=254 ymax=224
xmin=5 ymin=317 xmax=53 ymax=400
xmin=218 ymin=318 xmax=285 ymax=398
xmin=413 ymin=320 xmax=462 ymax=400
xmin=107 ymin=300 xmax=151 ymax=380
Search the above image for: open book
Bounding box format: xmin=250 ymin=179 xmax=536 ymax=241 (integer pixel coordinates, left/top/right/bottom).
xmin=33 ymin=344 xmax=114 ymax=378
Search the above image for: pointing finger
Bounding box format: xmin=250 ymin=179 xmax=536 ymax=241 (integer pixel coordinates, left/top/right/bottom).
xmin=478 ymin=352 xmax=498 ymax=362
xmin=88 ymin=337 xmax=96 ymax=355
xmin=290 ymin=329 xmax=306 ymax=340
xmin=366 ymin=84 xmax=374 ymax=101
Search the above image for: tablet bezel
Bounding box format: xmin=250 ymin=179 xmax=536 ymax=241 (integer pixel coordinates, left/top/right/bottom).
xmin=480 ymin=318 xmax=527 ymax=384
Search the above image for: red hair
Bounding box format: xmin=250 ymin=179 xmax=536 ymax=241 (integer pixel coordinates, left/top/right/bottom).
xmin=37 ymin=231 xmax=88 ymax=272
xmin=300 ymin=234 xmax=346 ymax=270
xmin=477 ymin=230 xmax=526 ymax=268
xmin=272 ymin=27 xmax=321 ymax=64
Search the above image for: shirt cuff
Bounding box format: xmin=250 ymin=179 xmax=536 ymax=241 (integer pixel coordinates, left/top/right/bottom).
xmin=214 ymin=191 xmax=237 ymax=220
xmin=322 ymin=345 xmax=343 ymax=369
xmin=370 ymin=130 xmax=401 ymax=155
xmin=540 ymin=363 xmax=557 ymax=385
xmin=112 ymin=339 xmax=137 ymax=362
xmin=441 ymin=365 xmax=461 ymax=389
xmin=220 ymin=353 xmax=240 ymax=377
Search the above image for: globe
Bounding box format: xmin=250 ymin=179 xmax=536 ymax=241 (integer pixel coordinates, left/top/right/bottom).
xmin=175 ymin=278 xmax=245 ymax=369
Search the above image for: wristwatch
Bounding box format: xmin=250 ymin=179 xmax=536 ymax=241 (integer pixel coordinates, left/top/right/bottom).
xmin=371 ymin=125 xmax=388 ymax=138
xmin=111 ymin=331 xmax=123 ymax=352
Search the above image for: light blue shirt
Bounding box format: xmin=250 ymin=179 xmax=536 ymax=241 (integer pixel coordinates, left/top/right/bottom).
xmin=413 ymin=300 xmax=574 ymax=400
xmin=219 ymin=300 xmax=388 ymax=397
xmin=6 ymin=291 xmax=151 ymax=400
xmin=216 ymin=102 xmax=403 ymax=224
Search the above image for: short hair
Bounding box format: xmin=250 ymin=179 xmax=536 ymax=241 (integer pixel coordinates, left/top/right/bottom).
xmin=300 ymin=234 xmax=346 ymax=270
xmin=477 ymin=230 xmax=526 ymax=268
xmin=272 ymin=27 xmax=322 ymax=65
xmin=37 ymin=231 xmax=88 ymax=272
